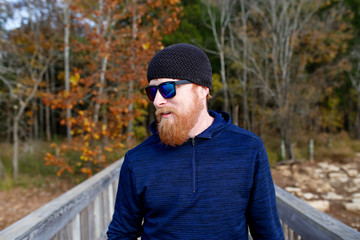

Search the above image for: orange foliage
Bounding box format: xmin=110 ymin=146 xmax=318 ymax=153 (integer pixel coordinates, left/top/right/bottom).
xmin=44 ymin=0 xmax=181 ymax=177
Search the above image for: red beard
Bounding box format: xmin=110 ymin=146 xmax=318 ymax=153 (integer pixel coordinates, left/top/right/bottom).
xmin=156 ymin=95 xmax=203 ymax=146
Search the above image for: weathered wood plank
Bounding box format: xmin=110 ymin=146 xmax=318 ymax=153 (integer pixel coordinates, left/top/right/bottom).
xmin=71 ymin=213 xmax=80 ymax=240
xmin=101 ymin=188 xmax=109 ymax=229
xmin=80 ymin=205 xmax=91 ymax=240
xmin=88 ymin=196 xmax=96 ymax=240
xmin=275 ymin=185 xmax=360 ymax=240
xmin=0 ymin=158 xmax=124 ymax=240
xmin=93 ymin=194 xmax=102 ymax=239
xmin=107 ymin=183 xmax=114 ymax=224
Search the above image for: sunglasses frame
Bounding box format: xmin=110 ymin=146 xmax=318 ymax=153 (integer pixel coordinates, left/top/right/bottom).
xmin=145 ymin=80 xmax=192 ymax=102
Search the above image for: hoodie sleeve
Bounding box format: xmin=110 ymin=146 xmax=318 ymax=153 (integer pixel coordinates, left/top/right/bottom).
xmin=247 ymin=141 xmax=284 ymax=240
xmin=107 ymin=154 xmax=143 ymax=240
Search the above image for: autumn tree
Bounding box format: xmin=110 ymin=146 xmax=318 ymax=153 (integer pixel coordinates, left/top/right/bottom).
xmin=344 ymin=0 xmax=360 ymax=139
xmin=64 ymin=0 xmax=72 ymax=142
xmin=3 ymin=0 xmax=61 ymax=178
xmin=44 ymin=0 xmax=181 ymax=177
xmin=201 ymin=0 xmax=236 ymax=113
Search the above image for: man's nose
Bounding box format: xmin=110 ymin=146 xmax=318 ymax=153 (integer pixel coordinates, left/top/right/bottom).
xmin=153 ymin=91 xmax=168 ymax=108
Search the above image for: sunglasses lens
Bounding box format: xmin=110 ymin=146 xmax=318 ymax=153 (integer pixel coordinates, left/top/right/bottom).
xmin=145 ymin=82 xmax=178 ymax=101
xmin=145 ymin=86 xmax=157 ymax=101
xmin=159 ymin=83 xmax=175 ymax=99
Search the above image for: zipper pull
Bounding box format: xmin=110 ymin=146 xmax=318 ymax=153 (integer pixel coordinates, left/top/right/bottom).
xmin=191 ymin=138 xmax=195 ymax=146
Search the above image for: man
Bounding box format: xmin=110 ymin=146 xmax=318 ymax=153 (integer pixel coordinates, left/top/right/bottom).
xmin=107 ymin=43 xmax=284 ymax=240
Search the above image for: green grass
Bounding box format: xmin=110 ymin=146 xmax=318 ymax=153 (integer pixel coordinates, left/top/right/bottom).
xmin=0 ymin=141 xmax=59 ymax=176
xmin=0 ymin=141 xmax=62 ymax=190
xmin=0 ymin=140 xmax=127 ymax=191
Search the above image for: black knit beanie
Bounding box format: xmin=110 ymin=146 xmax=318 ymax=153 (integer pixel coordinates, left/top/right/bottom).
xmin=147 ymin=43 xmax=212 ymax=90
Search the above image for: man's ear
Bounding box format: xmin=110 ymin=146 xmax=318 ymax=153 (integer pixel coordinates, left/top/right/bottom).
xmin=196 ymin=85 xmax=209 ymax=100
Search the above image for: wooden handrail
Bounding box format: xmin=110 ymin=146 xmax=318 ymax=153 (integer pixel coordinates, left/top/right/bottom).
xmin=275 ymin=185 xmax=360 ymax=240
xmin=0 ymin=158 xmax=124 ymax=240
xmin=0 ymin=158 xmax=359 ymax=240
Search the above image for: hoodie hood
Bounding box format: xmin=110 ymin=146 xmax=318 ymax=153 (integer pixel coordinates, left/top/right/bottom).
xmin=149 ymin=110 xmax=231 ymax=139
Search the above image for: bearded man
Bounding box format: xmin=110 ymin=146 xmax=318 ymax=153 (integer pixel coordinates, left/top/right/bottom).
xmin=107 ymin=43 xmax=284 ymax=240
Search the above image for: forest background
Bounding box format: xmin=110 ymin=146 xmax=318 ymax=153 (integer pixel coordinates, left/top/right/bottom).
xmin=1 ymin=0 xmax=360 ymax=189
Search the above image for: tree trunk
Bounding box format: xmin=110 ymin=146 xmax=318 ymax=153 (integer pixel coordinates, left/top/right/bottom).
xmin=241 ymin=81 xmax=249 ymax=130
xmin=32 ymin=100 xmax=39 ymax=140
xmin=127 ymin=0 xmax=138 ymax=143
xmin=348 ymin=91 xmax=354 ymax=137
xmin=240 ymin=0 xmax=249 ymax=130
xmin=0 ymin=157 xmax=5 ymax=178
xmin=39 ymin=97 xmax=44 ymax=139
xmin=260 ymin=93 xmax=265 ymax=138
xmin=50 ymin=63 xmax=57 ymax=136
xmin=280 ymin=138 xmax=286 ymax=161
xmin=354 ymin=91 xmax=360 ymax=139
xmin=285 ymin=129 xmax=294 ymax=160
xmin=12 ymin=65 xmax=50 ymax=179
xmin=45 ymin=70 xmax=51 ymax=141
xmin=7 ymin=105 xmax=11 ymax=143
xmin=284 ymin=109 xmax=294 ymax=160
xmin=203 ymin=0 xmax=233 ymax=113
xmin=13 ymin=116 xmax=20 ymax=179
xmin=64 ymin=0 xmax=72 ymax=142
xmin=219 ymin=49 xmax=229 ymax=112
xmin=233 ymin=104 xmax=239 ymax=126
xmin=250 ymin=87 xmax=256 ymax=132
xmin=94 ymin=0 xmax=111 ymax=125
xmin=93 ymin=55 xmax=108 ymax=123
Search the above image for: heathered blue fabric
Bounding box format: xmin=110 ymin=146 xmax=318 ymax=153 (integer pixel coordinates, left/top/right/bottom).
xmin=107 ymin=111 xmax=284 ymax=240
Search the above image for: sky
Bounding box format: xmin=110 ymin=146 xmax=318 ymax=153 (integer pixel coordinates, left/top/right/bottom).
xmin=2 ymin=0 xmax=29 ymax=30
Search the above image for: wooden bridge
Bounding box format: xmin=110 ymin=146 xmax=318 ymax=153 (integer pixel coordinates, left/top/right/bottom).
xmin=0 ymin=158 xmax=359 ymax=240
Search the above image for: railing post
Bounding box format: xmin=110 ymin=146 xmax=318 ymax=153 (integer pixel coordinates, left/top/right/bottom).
xmin=71 ymin=214 xmax=80 ymax=240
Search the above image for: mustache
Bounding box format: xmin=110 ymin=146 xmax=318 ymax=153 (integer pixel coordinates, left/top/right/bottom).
xmin=155 ymin=107 xmax=178 ymax=122
xmin=155 ymin=107 xmax=177 ymax=115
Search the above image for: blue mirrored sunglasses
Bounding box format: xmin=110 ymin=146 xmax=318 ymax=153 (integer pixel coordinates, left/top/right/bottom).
xmin=145 ymin=80 xmax=192 ymax=102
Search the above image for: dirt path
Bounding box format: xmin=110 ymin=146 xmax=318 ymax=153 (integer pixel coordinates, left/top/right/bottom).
xmin=0 ymin=178 xmax=75 ymax=230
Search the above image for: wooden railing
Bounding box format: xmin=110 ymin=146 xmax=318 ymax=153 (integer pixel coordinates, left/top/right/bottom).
xmin=0 ymin=158 xmax=359 ymax=240
xmin=0 ymin=158 xmax=123 ymax=240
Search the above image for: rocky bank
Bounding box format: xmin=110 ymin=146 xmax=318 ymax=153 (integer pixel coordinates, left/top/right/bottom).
xmin=271 ymin=153 xmax=360 ymax=231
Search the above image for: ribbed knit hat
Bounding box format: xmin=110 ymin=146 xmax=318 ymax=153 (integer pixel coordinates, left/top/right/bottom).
xmin=147 ymin=43 xmax=212 ymax=90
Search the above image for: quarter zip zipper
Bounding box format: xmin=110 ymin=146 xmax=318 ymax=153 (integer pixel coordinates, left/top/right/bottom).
xmin=191 ymin=138 xmax=196 ymax=193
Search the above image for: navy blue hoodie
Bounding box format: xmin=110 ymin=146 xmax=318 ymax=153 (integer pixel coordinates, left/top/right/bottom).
xmin=107 ymin=111 xmax=284 ymax=240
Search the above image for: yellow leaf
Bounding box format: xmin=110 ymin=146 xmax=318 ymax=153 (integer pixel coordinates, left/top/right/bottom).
xmin=70 ymin=73 xmax=80 ymax=85
xmin=83 ymin=118 xmax=89 ymax=126
xmin=142 ymin=42 xmax=150 ymax=50
xmin=104 ymin=147 xmax=113 ymax=152
xmin=102 ymin=124 xmax=107 ymax=134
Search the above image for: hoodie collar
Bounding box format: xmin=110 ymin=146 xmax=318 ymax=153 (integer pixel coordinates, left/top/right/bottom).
xmin=149 ymin=110 xmax=231 ymax=139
